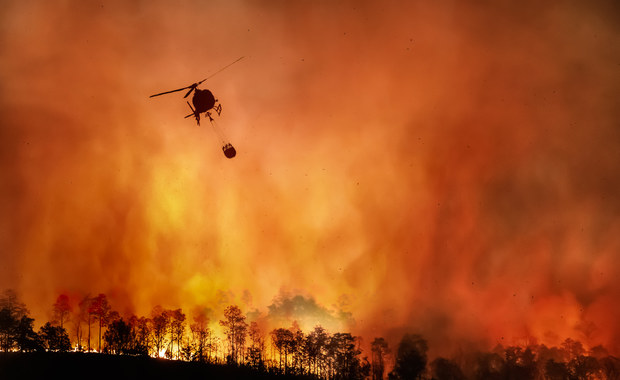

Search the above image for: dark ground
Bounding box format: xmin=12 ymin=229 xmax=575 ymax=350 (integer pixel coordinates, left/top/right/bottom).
xmin=0 ymin=352 xmax=311 ymax=380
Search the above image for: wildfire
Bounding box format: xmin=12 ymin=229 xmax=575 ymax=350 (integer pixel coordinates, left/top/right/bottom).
xmin=1 ymin=0 xmax=619 ymax=360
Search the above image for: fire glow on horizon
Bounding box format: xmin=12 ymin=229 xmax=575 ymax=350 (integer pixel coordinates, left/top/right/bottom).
xmin=1 ymin=0 xmax=619 ymax=357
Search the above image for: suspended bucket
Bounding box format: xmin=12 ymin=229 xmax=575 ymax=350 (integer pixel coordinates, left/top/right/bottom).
xmin=222 ymin=143 xmax=236 ymax=159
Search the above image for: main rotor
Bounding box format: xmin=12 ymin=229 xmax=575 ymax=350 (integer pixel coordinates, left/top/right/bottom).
xmin=149 ymin=56 xmax=244 ymax=99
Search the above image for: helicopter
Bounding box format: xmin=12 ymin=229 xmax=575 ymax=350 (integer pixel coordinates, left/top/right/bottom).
xmin=149 ymin=56 xmax=244 ymax=159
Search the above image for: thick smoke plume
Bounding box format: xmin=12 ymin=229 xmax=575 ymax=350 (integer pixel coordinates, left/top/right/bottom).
xmin=1 ymin=0 xmax=619 ymax=356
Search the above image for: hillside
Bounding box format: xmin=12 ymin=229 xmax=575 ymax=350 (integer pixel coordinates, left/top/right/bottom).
xmin=0 ymin=352 xmax=311 ymax=380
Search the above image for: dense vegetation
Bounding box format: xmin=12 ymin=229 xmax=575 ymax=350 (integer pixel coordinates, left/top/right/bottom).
xmin=1 ymin=289 xmax=618 ymax=379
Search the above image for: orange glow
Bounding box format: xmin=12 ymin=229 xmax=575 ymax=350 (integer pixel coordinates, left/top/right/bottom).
xmin=1 ymin=0 xmax=619 ymax=358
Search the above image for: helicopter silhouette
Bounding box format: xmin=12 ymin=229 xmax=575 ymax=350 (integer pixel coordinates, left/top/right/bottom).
xmin=149 ymin=56 xmax=244 ymax=159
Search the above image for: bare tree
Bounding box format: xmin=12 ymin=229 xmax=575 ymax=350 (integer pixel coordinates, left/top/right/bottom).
xmin=52 ymin=294 xmax=72 ymax=329
xmin=151 ymin=305 xmax=170 ymax=357
xmin=167 ymin=308 xmax=185 ymax=360
xmin=190 ymin=310 xmax=211 ymax=362
xmin=219 ymin=305 xmax=248 ymax=364
xmin=128 ymin=315 xmax=151 ymax=355
xmin=306 ymin=326 xmax=329 ymax=377
xmin=271 ymin=327 xmax=294 ymax=374
xmin=0 ymin=289 xmax=28 ymax=317
xmin=74 ymin=294 xmax=91 ymax=351
xmin=88 ymin=294 xmax=111 ymax=353
xmin=289 ymin=322 xmax=305 ymax=374
xmin=247 ymin=321 xmax=265 ymax=370
xmin=371 ymin=337 xmax=390 ymax=380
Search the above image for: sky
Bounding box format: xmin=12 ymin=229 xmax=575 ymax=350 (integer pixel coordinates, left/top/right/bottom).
xmin=1 ymin=0 xmax=619 ymax=357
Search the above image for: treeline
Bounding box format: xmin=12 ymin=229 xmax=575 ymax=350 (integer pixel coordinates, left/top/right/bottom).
xmin=1 ymin=289 xmax=619 ymax=379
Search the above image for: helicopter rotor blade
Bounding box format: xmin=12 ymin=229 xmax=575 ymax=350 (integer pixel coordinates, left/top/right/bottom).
xmin=186 ymin=101 xmax=195 ymax=113
xmin=196 ymin=56 xmax=245 ymax=86
xmin=149 ymin=85 xmax=193 ymax=98
xmin=149 ymin=56 xmax=243 ymax=98
xmin=183 ymin=85 xmax=197 ymax=98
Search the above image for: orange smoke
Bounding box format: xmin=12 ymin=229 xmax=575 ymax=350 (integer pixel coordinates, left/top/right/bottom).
xmin=1 ymin=0 xmax=619 ymax=357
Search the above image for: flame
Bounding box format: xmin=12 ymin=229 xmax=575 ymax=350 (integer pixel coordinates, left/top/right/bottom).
xmin=1 ymin=1 xmax=619 ymax=357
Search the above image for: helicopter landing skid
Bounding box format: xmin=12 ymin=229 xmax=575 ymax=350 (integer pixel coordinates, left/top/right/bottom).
xmin=205 ymin=103 xmax=222 ymax=123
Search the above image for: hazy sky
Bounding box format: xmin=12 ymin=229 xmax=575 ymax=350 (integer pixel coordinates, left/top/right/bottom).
xmin=1 ymin=0 xmax=619 ymax=356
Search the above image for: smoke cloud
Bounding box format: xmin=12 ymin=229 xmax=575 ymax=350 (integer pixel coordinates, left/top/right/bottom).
xmin=1 ymin=0 xmax=619 ymax=356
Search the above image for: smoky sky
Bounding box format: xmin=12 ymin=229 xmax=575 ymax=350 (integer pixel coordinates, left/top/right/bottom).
xmin=1 ymin=0 xmax=619 ymax=356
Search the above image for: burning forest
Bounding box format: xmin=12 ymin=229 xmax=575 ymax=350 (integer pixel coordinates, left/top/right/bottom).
xmin=1 ymin=289 xmax=619 ymax=379
xmin=1 ymin=0 xmax=620 ymax=378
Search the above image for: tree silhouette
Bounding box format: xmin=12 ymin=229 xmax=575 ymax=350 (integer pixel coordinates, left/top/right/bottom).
xmin=74 ymin=294 xmax=91 ymax=351
xmin=3 ymin=288 xmax=620 ymax=380
xmin=14 ymin=315 xmax=42 ymax=352
xmin=0 ymin=289 xmax=29 ymax=352
xmin=219 ymin=305 xmax=248 ymax=365
xmin=562 ymin=338 xmax=585 ymax=362
xmin=166 ymin=308 xmax=186 ymax=360
xmin=599 ymin=356 xmax=620 ymax=380
xmin=52 ymin=294 xmax=72 ymax=329
xmin=430 ymin=357 xmax=466 ymax=380
xmin=545 ymin=359 xmax=571 ymax=380
xmin=0 ymin=307 xmax=16 ymax=352
xmin=190 ymin=310 xmax=211 ymax=362
xmin=569 ymin=354 xmax=601 ymax=379
xmin=371 ymin=337 xmax=390 ymax=380
xmin=0 ymin=289 xmax=28 ymax=317
xmin=151 ymin=305 xmax=170 ymax=357
xmin=306 ymin=325 xmax=329 ymax=377
xmin=84 ymin=295 xmax=94 ymax=351
xmin=472 ymin=351 xmax=504 ymax=380
xmin=536 ymin=343 xmax=565 ymax=375
xmin=271 ymin=327 xmax=294 ymax=373
xmin=40 ymin=322 xmax=71 ymax=352
xmin=88 ymin=293 xmax=111 ymax=353
xmin=103 ymin=318 xmax=132 ymax=354
xmin=328 ymin=332 xmax=366 ymax=380
xmin=390 ymin=333 xmax=428 ymax=380
xmin=129 ymin=314 xmax=151 ymax=356
xmin=503 ymin=345 xmax=536 ymax=379
xmin=289 ymin=321 xmax=306 ymax=374
xmin=247 ymin=321 xmax=266 ymax=371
